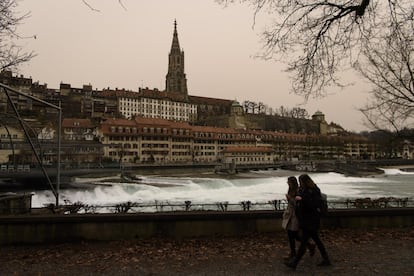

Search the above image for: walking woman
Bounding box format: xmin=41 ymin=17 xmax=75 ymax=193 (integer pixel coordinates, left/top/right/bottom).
xmin=285 ymin=174 xmax=330 ymax=270
xmin=282 ymin=176 xmax=315 ymax=260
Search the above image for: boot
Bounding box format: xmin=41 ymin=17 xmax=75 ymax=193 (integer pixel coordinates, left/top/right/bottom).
xmin=284 ymin=257 xmax=298 ymax=270
xmin=308 ymin=243 xmax=316 ymax=257
xmin=286 ymin=242 xmax=306 ymax=270
xmin=317 ymin=255 xmax=331 ymax=266
xmin=283 ymin=252 xmax=296 ymax=262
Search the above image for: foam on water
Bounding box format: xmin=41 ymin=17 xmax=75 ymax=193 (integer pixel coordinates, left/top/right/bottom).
xmin=378 ymin=168 xmax=414 ymax=175
xmin=72 ymin=175 xmax=120 ymax=183
xmin=31 ymin=169 xmax=414 ymax=207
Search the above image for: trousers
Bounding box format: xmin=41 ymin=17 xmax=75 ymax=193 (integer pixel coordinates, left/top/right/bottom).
xmin=295 ymin=228 xmax=328 ymax=262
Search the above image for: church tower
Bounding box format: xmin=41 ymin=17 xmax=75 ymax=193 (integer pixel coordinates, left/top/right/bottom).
xmin=165 ymin=20 xmax=188 ymax=96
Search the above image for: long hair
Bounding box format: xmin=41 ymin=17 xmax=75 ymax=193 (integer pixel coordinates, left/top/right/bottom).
xmin=298 ymin=174 xmax=316 ymax=189
xmin=287 ymin=176 xmax=299 ymax=197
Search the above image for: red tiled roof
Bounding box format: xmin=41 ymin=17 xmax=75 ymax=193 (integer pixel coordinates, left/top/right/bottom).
xmin=94 ymin=90 xmax=117 ymax=98
xmin=62 ymin=118 xmax=94 ymax=128
xmin=191 ymin=125 xmax=236 ymax=134
xmin=102 ymin=118 xmax=136 ymax=126
xmin=96 ymin=88 xmax=190 ymax=103
xmin=139 ymin=88 xmax=188 ymax=102
xmin=189 ymin=95 xmax=232 ymax=105
xmin=134 ymin=116 xmax=173 ymax=127
xmin=100 ymin=118 xmax=137 ymax=135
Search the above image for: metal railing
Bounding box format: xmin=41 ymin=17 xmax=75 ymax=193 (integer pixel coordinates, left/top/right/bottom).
xmin=24 ymin=197 xmax=413 ymax=215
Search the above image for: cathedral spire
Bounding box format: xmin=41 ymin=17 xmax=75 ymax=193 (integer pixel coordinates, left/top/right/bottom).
xmin=170 ymin=19 xmax=181 ymax=54
xmin=166 ymin=20 xmax=188 ymax=96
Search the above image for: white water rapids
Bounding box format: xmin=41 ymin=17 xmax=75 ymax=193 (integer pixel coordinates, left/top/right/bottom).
xmin=31 ymin=168 xmax=414 ymax=211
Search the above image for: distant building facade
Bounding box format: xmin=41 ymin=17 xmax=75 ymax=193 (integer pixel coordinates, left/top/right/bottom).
xmin=219 ymin=146 xmax=276 ymax=166
xmin=98 ymin=117 xmax=377 ymax=164
xmin=117 ymin=88 xmax=197 ymax=122
xmin=62 ymin=118 xmax=95 ymax=141
xmin=0 ymin=125 xmax=24 ymax=164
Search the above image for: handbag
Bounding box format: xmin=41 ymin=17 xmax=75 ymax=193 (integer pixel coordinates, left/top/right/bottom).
xmin=281 ymin=209 xmax=290 ymax=230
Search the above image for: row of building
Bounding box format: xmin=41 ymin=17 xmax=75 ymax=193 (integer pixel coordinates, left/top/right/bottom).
xmin=1 ymin=21 xmax=412 ymax=168
xmin=0 ymin=116 xmax=384 ymax=166
xmin=0 ymin=21 xmax=340 ymax=136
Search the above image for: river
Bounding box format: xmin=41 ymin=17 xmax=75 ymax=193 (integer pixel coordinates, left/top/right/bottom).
xmin=30 ymin=167 xmax=414 ymax=212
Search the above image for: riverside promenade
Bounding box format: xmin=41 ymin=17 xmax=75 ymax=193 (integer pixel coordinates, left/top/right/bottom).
xmin=1 ymin=227 xmax=413 ymax=275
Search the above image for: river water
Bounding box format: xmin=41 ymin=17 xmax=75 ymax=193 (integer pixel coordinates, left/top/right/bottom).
xmin=31 ymin=167 xmax=414 ymax=212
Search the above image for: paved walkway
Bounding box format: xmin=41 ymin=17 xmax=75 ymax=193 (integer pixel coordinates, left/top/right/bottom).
xmin=1 ymin=227 xmax=413 ymax=275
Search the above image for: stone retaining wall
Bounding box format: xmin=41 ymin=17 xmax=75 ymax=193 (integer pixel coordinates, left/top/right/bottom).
xmin=0 ymin=208 xmax=413 ymax=245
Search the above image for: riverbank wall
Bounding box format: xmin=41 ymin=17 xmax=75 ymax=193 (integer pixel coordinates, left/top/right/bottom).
xmin=1 ymin=208 xmax=413 ymax=245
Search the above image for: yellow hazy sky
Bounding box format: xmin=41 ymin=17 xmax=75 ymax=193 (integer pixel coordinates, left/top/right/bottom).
xmin=16 ymin=0 xmax=370 ymax=132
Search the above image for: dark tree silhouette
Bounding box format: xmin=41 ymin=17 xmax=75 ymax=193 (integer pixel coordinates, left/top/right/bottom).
xmin=290 ymin=107 xmax=309 ymax=119
xmin=218 ymin=1 xmax=413 ymax=99
xmin=356 ymin=7 xmax=414 ymax=131
xmin=219 ymin=0 xmax=413 ymax=130
xmin=0 ymin=0 xmax=35 ymax=71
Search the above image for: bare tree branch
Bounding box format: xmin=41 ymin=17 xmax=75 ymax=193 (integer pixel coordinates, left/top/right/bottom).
xmin=82 ymin=0 xmax=100 ymax=12
xmin=218 ymin=1 xmax=413 ymax=99
xmin=82 ymin=0 xmax=127 ymax=12
xmin=355 ymin=1 xmax=414 ymax=131
xmin=218 ymin=1 xmax=414 ymax=131
xmin=0 ymin=0 xmax=35 ymax=71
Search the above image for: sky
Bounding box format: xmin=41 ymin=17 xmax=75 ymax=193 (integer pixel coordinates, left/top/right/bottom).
xmin=15 ymin=0 xmax=371 ymax=132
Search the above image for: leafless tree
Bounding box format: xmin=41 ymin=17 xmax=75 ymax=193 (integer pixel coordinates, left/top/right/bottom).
xmin=359 ymin=98 xmax=412 ymax=133
xmin=267 ymin=106 xmax=274 ymax=115
xmin=278 ymin=105 xmax=289 ymax=117
xmin=356 ymin=3 xmax=414 ymax=131
xmin=0 ymin=0 xmax=35 ymax=71
xmin=243 ymin=100 xmax=260 ymax=114
xmin=289 ymin=107 xmax=309 ymax=119
xmin=257 ymin=101 xmax=265 ymax=113
xmin=242 ymin=100 xmax=252 ymax=113
xmin=250 ymin=101 xmax=258 ymax=114
xmin=217 ymin=1 xmax=413 ymax=100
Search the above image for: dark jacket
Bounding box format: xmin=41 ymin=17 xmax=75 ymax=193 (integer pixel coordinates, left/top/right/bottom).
xmin=296 ymin=186 xmax=322 ymax=231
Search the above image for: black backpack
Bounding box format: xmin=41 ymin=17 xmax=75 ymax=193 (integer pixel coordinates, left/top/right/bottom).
xmin=317 ymin=192 xmax=328 ymax=216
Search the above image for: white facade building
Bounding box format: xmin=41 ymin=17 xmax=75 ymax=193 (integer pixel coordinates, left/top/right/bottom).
xmin=117 ymin=89 xmax=197 ymax=122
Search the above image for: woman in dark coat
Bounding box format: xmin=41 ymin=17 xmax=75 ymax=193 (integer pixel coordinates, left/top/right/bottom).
xmin=282 ymin=176 xmax=315 ymax=260
xmin=285 ymin=174 xmax=330 ymax=269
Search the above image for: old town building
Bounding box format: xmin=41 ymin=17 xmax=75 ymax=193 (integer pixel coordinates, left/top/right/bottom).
xmin=1 ymin=21 xmax=411 ymax=167
xmin=98 ymin=117 xmax=377 ymax=165
xmin=117 ymin=88 xmax=197 ymax=122
xmin=219 ymin=146 xmax=276 ymax=166
xmin=62 ymin=118 xmax=96 ymax=141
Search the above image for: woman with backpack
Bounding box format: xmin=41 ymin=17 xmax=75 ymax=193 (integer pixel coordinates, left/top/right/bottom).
xmin=285 ymin=174 xmax=331 ymax=270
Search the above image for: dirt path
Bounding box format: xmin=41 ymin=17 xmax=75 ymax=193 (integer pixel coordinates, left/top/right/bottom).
xmin=1 ymin=227 xmax=413 ymax=275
